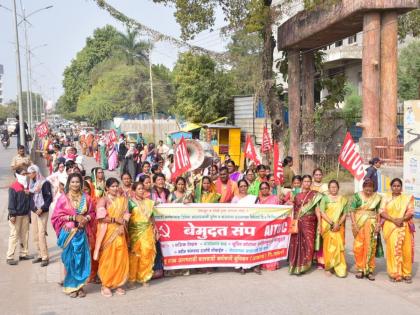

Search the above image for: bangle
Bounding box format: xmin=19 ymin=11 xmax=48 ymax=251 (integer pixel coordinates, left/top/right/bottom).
xmin=330 ymin=222 xmax=334 ymax=227
xmin=86 ymin=215 xmax=91 ymax=222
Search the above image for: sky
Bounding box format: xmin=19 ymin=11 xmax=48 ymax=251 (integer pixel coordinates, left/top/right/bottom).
xmin=0 ymin=0 xmax=227 ymax=104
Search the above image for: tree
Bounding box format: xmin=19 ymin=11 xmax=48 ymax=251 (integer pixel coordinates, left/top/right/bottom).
xmin=226 ymin=30 xmax=262 ymax=95
xmin=172 ymin=52 xmax=234 ymax=123
xmin=151 ymin=0 xmax=286 ymax=142
xmin=342 ymin=83 xmax=362 ymax=127
xmin=117 ymin=28 xmax=150 ymax=65
xmin=76 ymin=56 xmax=175 ymax=124
xmin=61 ymin=25 xmax=121 ymax=114
xmin=398 ymin=39 xmax=420 ymax=100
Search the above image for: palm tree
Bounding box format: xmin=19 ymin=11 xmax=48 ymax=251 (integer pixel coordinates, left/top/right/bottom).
xmin=117 ymin=28 xmax=150 ymax=65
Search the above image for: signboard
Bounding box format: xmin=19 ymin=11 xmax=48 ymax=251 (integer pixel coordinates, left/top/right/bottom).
xmin=154 ymin=204 xmax=292 ymax=269
xmin=403 ymin=100 xmax=420 ymax=218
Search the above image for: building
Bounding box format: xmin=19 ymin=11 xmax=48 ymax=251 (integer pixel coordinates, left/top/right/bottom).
xmin=272 ymin=0 xmax=362 ymax=105
xmin=0 ymin=64 xmax=4 ymax=104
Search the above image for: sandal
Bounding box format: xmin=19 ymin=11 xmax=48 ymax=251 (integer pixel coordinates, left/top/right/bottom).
xmin=355 ymin=272 xmax=364 ymax=279
xmin=367 ymin=273 xmax=375 ymax=281
xmin=115 ymin=287 xmax=126 ymax=296
xmin=253 ymin=267 xmax=262 ymax=275
xmin=69 ymin=292 xmax=78 ymax=298
xmin=101 ymin=286 xmax=112 ymax=298
xmin=78 ymin=289 xmax=86 ymax=298
xmin=403 ymin=276 xmax=412 ymax=284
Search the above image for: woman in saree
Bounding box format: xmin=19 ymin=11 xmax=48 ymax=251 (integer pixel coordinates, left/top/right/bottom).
xmin=150 ymin=173 xmax=170 ymax=279
xmin=380 ymin=178 xmax=415 ymax=283
xmin=127 ymin=182 xmax=157 ymax=288
xmin=91 ymin=167 xmax=106 ymax=200
xmin=120 ymin=173 xmax=134 ymax=198
xmin=248 ymin=165 xmax=267 ymax=196
xmin=256 ymin=181 xmax=280 ymax=272
xmin=349 ymin=179 xmax=382 ymax=281
xmin=226 ymin=160 xmax=241 ymax=182
xmin=108 ymin=140 xmax=119 ymax=171
xmin=94 ymin=178 xmax=130 ymax=297
xmin=244 ymin=168 xmax=255 ymax=187
xmin=288 ymin=175 xmax=323 ymax=275
xmin=51 ymin=173 xmax=96 ymax=298
xmin=257 ymin=181 xmax=280 ymax=205
xmin=311 ymin=168 xmax=328 ymax=194
xmin=319 ymin=180 xmax=348 ymax=278
xmin=282 ymin=175 xmax=302 ymax=205
xmin=99 ymin=138 xmax=108 ymax=170
xmin=194 ymin=176 xmax=221 ymax=203
xmin=231 ymin=180 xmax=257 ymax=204
xmin=168 ymin=177 xmax=192 ymax=203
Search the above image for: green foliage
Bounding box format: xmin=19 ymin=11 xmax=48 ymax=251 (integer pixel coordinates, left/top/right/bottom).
xmin=226 ymin=30 xmax=262 ymax=95
xmin=342 ymin=83 xmax=362 ymax=127
xmin=117 ymin=28 xmax=150 ymax=65
xmin=76 ymin=57 xmax=174 ymax=124
xmin=398 ymin=39 xmax=420 ymax=101
xmin=398 ymin=9 xmax=420 ymax=40
xmin=62 ymin=25 xmax=121 ymax=114
xmin=0 ymin=102 xmax=17 ymax=123
xmin=172 ymin=52 xmax=235 ymax=123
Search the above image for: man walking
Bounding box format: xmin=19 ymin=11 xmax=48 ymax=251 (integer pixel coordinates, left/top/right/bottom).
xmin=11 ymin=145 xmax=32 ymax=172
xmin=6 ymin=167 xmax=34 ymax=265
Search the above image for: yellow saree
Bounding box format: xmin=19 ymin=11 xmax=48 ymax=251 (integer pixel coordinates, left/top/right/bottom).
xmin=96 ymin=196 xmax=130 ymax=289
xmin=350 ymin=192 xmax=382 ymax=274
xmin=381 ymin=193 xmax=414 ymax=280
xmin=320 ymin=195 xmax=348 ymax=277
xmin=128 ymin=199 xmax=156 ymax=283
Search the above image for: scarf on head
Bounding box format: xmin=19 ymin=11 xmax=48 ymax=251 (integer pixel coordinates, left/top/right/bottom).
xmin=28 ymin=165 xmax=46 ymax=209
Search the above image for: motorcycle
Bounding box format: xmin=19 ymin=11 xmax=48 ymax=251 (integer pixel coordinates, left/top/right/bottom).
xmin=1 ymin=134 xmax=10 ymax=149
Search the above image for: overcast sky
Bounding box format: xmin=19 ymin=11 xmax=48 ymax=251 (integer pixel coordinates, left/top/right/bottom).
xmin=0 ymin=0 xmax=226 ymax=103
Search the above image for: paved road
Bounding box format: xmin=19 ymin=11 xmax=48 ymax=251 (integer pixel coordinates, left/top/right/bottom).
xmin=0 ymin=138 xmax=419 ymax=315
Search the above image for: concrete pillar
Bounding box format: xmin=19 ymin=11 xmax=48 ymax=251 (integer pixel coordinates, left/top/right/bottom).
xmin=380 ymin=11 xmax=398 ymax=143
xmin=301 ymin=51 xmax=316 ymax=174
xmin=288 ymin=49 xmax=301 ymax=173
xmin=362 ymin=12 xmax=381 ymax=138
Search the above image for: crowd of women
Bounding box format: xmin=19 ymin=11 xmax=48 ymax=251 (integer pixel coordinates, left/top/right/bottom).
xmin=48 ymin=149 xmax=416 ymax=299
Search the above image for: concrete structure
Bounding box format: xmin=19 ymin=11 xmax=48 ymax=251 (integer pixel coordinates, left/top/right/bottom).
xmin=233 ymin=95 xmax=272 ymax=144
xmin=0 ymin=64 xmax=3 ymax=104
xmin=275 ymin=0 xmax=418 ymax=170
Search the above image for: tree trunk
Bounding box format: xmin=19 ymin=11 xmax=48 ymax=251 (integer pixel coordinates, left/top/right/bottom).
xmin=261 ymin=5 xmax=286 ymax=158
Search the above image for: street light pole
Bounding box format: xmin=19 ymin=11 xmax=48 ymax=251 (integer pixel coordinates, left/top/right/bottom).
xmin=12 ymin=0 xmax=25 ymax=147
xmin=148 ymin=42 xmax=156 ymax=144
xmin=23 ymin=7 xmax=32 ymax=134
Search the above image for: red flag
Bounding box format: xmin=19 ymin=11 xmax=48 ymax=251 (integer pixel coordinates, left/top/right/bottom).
xmin=338 ymin=132 xmax=365 ymax=181
xmin=35 ymin=121 xmax=49 ymax=138
xmin=273 ymin=142 xmax=284 ymax=184
xmin=171 ymin=137 xmax=191 ymax=180
xmin=244 ymin=134 xmax=261 ymax=165
xmin=261 ymin=126 xmax=272 ymax=153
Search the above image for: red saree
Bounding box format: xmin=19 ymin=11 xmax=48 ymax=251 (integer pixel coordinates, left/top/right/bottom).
xmin=288 ymin=190 xmax=323 ymax=275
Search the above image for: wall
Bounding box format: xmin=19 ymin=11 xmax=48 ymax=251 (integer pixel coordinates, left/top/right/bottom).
xmin=120 ymin=119 xmax=179 ymax=143
xmin=233 ymin=95 xmax=272 ymax=144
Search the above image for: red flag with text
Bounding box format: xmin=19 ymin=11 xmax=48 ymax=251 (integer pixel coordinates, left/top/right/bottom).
xmin=338 ymin=132 xmax=365 ymax=181
xmin=273 ymin=142 xmax=284 ymax=184
xmin=172 ymin=137 xmax=191 ymax=180
xmin=261 ymin=126 xmax=272 ymax=153
xmin=244 ymin=134 xmax=261 ymax=165
xmin=35 ymin=122 xmax=49 ymax=138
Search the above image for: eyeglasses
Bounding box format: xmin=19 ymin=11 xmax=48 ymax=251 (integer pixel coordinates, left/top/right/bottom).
xmin=239 ymin=185 xmax=248 ymax=188
xmin=260 ymin=187 xmax=270 ymax=190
